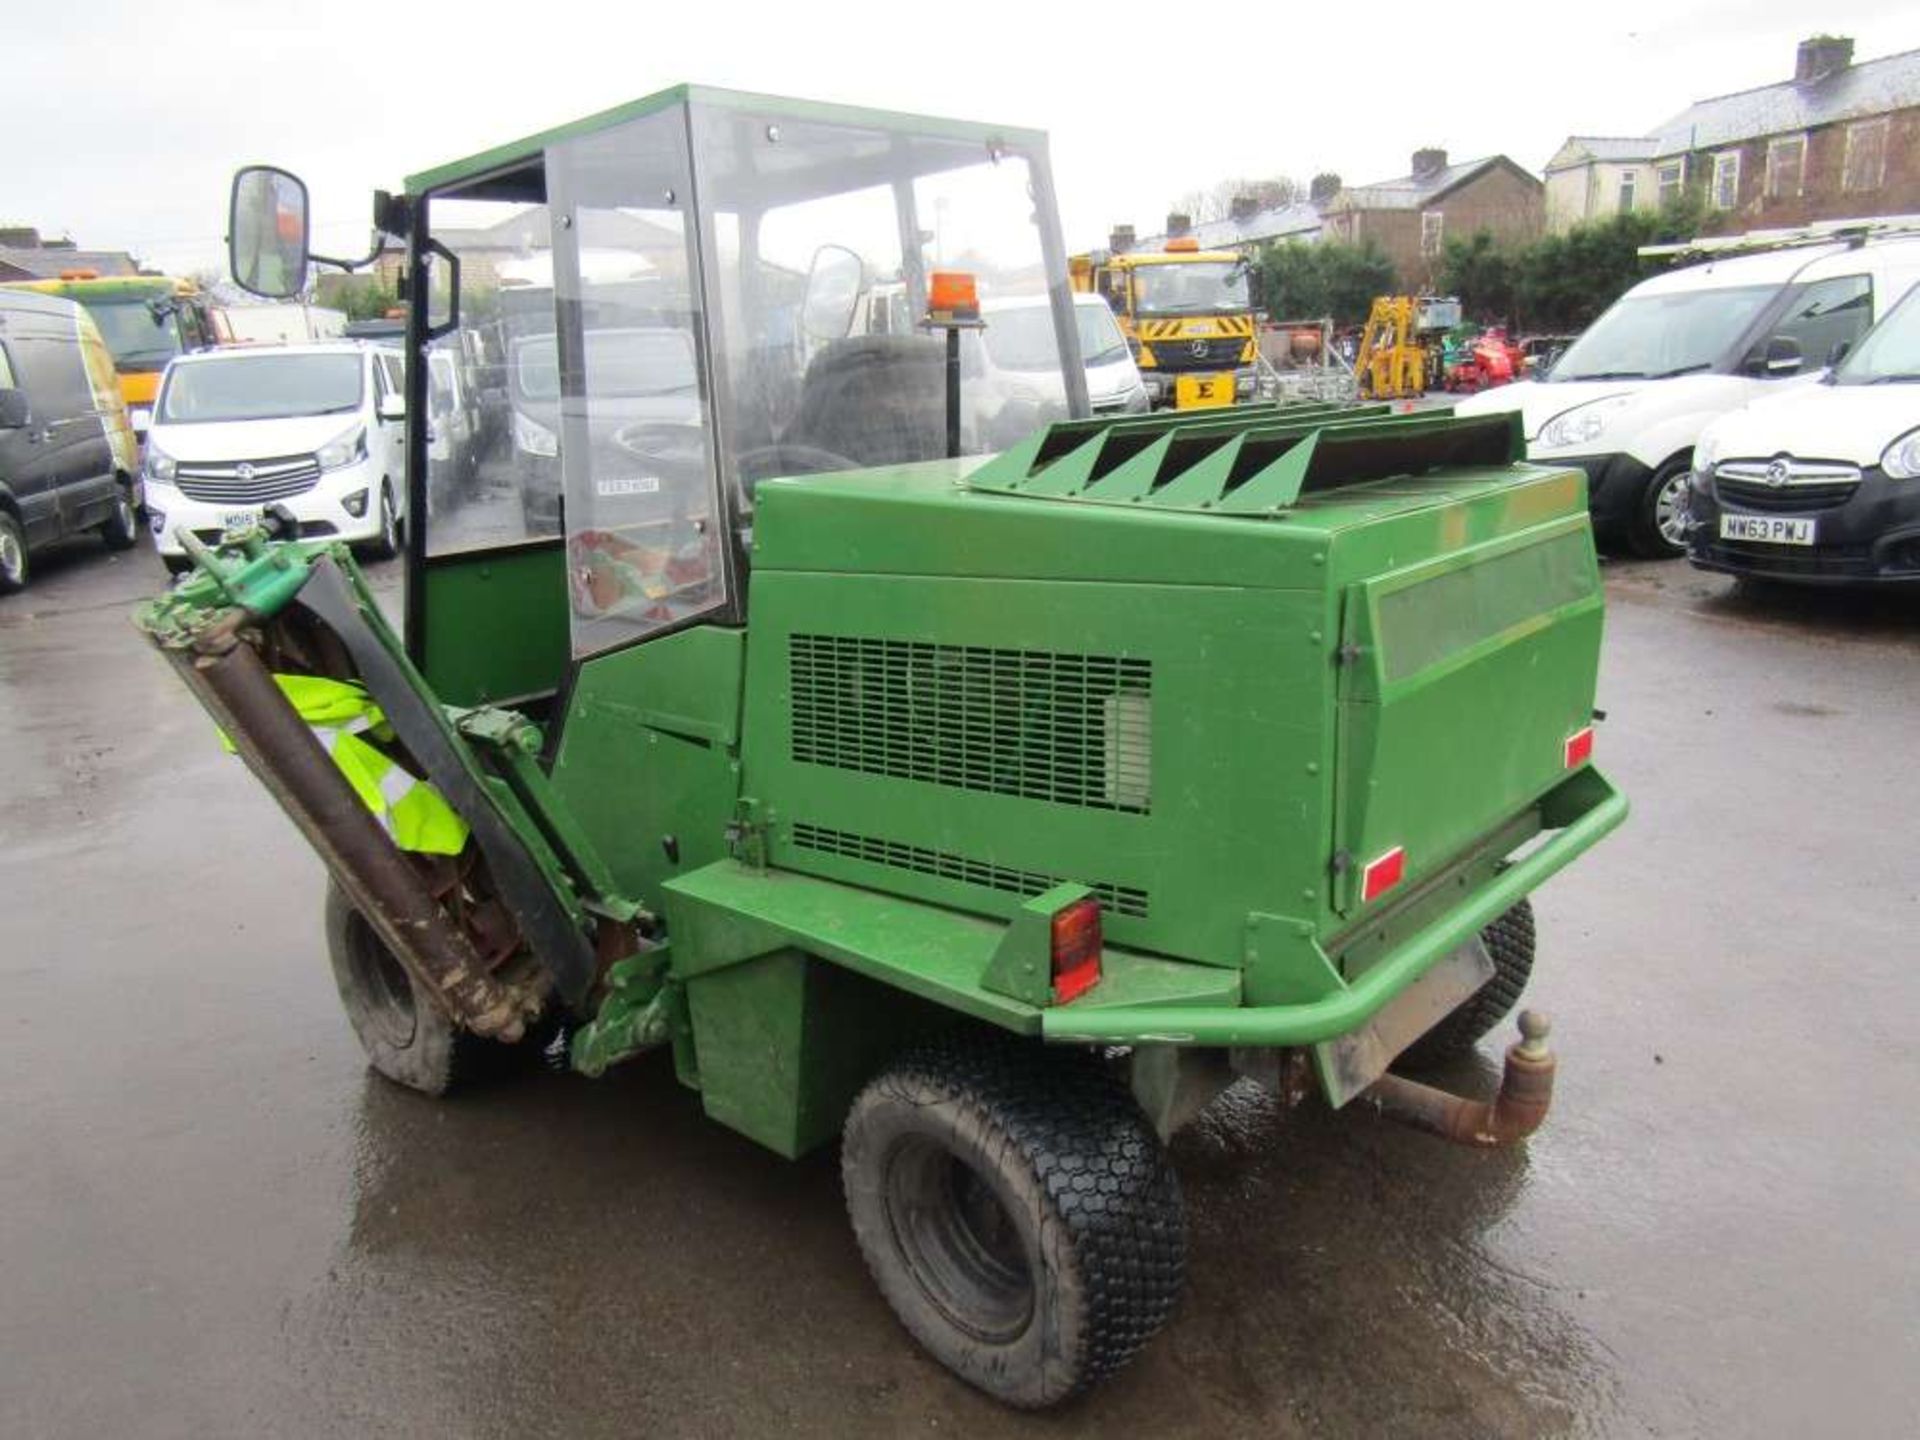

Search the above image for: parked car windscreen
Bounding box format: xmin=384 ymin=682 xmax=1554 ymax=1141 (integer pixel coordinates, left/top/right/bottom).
xmin=158 ymin=353 xmax=363 ymax=422
xmin=1832 ymin=283 xmax=1920 ymax=385
xmin=1550 ymin=284 xmax=1778 ymax=381
xmin=984 ymin=303 xmax=1129 ymax=372
xmin=514 ymin=329 xmax=697 ymax=401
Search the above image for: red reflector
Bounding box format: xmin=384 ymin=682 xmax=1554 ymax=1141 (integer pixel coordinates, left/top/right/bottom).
xmin=1565 ymin=725 xmax=1594 ymax=769
xmin=1361 ymin=846 xmax=1406 ymax=903
xmin=1050 ymin=898 xmax=1103 ymax=1004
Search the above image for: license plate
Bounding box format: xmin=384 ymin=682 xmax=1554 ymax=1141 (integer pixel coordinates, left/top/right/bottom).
xmin=1721 ymin=513 xmax=1815 ymax=545
xmin=222 ymin=509 xmax=259 ymax=531
xmin=1174 ymin=374 xmax=1233 ymax=410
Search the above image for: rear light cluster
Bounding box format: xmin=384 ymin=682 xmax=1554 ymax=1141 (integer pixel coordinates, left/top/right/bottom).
xmin=1050 ymin=897 xmax=1103 ymax=1003
xmin=1361 ymin=846 xmax=1406 ymax=904
xmin=1565 ymin=725 xmax=1594 ymax=769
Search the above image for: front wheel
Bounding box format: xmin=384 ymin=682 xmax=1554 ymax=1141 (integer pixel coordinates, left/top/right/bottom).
xmin=842 ymin=1035 xmax=1186 ymax=1408
xmin=1628 ymin=457 xmax=1693 ymax=558
xmin=324 ymin=880 xmax=480 ymax=1094
xmin=363 ymin=482 xmax=400 ymax=560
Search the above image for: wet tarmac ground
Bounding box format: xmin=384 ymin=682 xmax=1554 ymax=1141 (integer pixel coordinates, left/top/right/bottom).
xmin=3 ymin=532 xmax=1918 ymax=1437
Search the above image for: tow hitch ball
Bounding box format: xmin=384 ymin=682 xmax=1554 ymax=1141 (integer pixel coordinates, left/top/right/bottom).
xmin=1366 ymin=1011 xmax=1556 ymax=1147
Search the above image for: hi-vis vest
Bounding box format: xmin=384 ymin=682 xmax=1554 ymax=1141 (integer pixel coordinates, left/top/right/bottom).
xmin=241 ymin=675 xmax=469 ymax=856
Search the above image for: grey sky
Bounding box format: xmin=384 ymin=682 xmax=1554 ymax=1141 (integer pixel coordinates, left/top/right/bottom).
xmin=8 ymin=0 xmax=1917 ymax=278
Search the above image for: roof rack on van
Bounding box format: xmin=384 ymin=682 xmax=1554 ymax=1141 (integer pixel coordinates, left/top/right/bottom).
xmin=1639 ymin=213 xmax=1920 ymax=261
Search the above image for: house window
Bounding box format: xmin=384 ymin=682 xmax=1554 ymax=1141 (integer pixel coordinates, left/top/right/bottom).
xmin=1711 ymin=151 xmax=1741 ymax=210
xmin=1618 ymin=172 xmax=1638 ymax=213
xmin=1766 ymin=135 xmax=1807 ymax=199
xmin=1656 ymin=160 xmax=1684 ymax=207
xmin=1420 ymin=209 xmax=1444 ymax=258
xmin=1844 ymin=117 xmax=1889 ymax=192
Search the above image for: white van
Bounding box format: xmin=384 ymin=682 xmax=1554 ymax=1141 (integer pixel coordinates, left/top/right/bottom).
xmin=1457 ymin=234 xmax=1920 ymax=555
xmin=968 ymin=292 xmax=1148 ymax=448
xmin=1686 ymin=275 xmax=1920 ymax=585
xmin=144 ymin=341 xmax=408 ymax=570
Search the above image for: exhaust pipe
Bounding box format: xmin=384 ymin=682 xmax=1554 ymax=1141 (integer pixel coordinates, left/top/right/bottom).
xmin=165 ymin=613 xmax=534 ymax=1041
xmin=1366 ymin=1011 xmax=1556 ymax=1147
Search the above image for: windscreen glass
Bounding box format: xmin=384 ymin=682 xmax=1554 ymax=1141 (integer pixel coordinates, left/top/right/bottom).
xmin=158 ymin=353 xmax=361 ymax=422
xmin=689 ymin=100 xmax=1081 ymax=478
xmin=88 ymin=298 xmax=186 ymax=370
xmin=1834 ymin=281 xmax=1920 ymax=384
xmin=1131 ymin=261 xmax=1248 ymax=315
xmin=1550 ymin=284 xmax=1776 ymax=380
xmin=547 ymin=105 xmax=726 ymax=657
xmin=418 ymin=192 xmax=560 ymax=556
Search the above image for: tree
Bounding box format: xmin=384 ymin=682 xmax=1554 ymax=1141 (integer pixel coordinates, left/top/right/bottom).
xmin=1438 ymin=232 xmax=1516 ymax=323
xmin=1171 ymin=176 xmax=1304 ymax=224
xmin=1252 ymin=238 xmax=1396 ymax=326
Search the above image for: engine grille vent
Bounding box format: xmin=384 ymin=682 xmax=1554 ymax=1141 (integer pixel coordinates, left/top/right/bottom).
xmin=790 ymin=821 xmax=1150 ymax=919
xmin=789 ymin=635 xmax=1152 ymax=813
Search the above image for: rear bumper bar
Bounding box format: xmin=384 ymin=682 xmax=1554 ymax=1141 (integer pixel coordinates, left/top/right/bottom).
xmin=1041 ymin=772 xmax=1627 ymax=1046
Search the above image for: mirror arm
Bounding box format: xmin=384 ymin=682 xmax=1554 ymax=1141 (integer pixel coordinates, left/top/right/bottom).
xmin=312 ymin=193 xmax=413 ymax=273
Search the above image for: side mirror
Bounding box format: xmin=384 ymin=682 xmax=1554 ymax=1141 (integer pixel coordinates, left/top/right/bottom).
xmin=1761 ymin=335 xmax=1804 ymax=376
xmin=800 ymin=245 xmax=864 ymax=341
xmin=377 ymin=394 xmax=406 ymax=423
xmin=229 ymin=165 xmax=311 ymax=300
xmin=1827 ymin=339 xmax=1852 ymax=368
xmin=0 ymin=388 xmax=28 ymax=429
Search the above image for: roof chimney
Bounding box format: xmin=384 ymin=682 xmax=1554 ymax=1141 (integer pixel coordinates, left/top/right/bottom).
xmin=1109 ymin=223 xmax=1136 ymax=254
xmin=1795 ymin=35 xmax=1853 ymax=83
xmin=1229 ymin=194 xmax=1259 ymax=223
xmin=1165 ymin=211 xmax=1192 ymax=238
xmin=1411 ymin=148 xmax=1448 ymax=181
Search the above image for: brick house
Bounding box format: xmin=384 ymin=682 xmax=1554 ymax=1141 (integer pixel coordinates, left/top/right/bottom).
xmin=1545 ymin=37 xmax=1920 ymax=233
xmin=1323 ymin=151 xmax=1544 ymax=289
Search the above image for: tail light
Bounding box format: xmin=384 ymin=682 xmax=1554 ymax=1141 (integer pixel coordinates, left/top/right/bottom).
xmin=1361 ymin=846 xmax=1406 ymax=904
xmin=1565 ymin=725 xmax=1594 ymax=769
xmin=1051 ymin=898 xmax=1103 ymax=1003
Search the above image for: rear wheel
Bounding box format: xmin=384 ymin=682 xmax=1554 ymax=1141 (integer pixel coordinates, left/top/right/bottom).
xmin=324 ymin=880 xmax=481 ymax=1094
xmin=1396 ymin=900 xmax=1536 ymax=1070
xmin=1629 ymin=457 xmax=1693 ymax=558
xmin=842 ymin=1034 xmax=1186 ymax=1408
xmin=100 ymin=483 xmax=139 ymax=551
xmin=0 ymin=512 xmax=27 ymax=594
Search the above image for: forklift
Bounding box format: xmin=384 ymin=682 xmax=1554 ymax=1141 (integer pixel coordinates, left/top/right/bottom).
xmin=139 ymin=86 xmax=1626 ymax=1407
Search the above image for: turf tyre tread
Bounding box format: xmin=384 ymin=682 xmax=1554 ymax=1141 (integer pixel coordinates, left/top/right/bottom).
xmin=842 ymin=1033 xmax=1185 ymax=1408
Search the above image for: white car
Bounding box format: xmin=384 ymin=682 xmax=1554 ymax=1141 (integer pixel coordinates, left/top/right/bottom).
xmin=1687 ymin=276 xmax=1920 ymax=585
xmin=1457 ymin=235 xmax=1920 ymax=556
xmin=967 ymin=292 xmax=1149 ymax=448
xmin=144 ymin=342 xmax=408 ymax=570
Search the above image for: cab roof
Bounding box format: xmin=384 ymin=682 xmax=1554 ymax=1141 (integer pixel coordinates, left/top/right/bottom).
xmin=406 ymin=84 xmax=1048 ymax=197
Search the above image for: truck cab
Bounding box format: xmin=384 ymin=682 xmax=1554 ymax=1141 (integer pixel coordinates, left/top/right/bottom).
xmin=1071 ymin=242 xmax=1258 ymax=408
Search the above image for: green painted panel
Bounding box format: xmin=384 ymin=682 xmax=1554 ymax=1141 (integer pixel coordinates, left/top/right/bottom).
xmin=547 ymin=626 xmax=746 ymax=917
xmin=740 ymin=571 xmax=1328 ymax=968
xmin=419 ymin=543 xmax=569 ymax=706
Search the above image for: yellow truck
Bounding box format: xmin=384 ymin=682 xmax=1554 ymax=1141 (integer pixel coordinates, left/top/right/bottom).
xmin=1069 ymin=238 xmax=1256 ymax=409
xmin=0 ymin=273 xmax=225 ymax=443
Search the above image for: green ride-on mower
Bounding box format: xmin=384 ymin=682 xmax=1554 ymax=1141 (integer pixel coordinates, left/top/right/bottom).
xmin=137 ymin=87 xmax=1626 ymax=1407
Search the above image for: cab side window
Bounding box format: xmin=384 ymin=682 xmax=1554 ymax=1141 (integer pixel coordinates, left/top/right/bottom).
xmin=1772 ymin=275 xmax=1872 ymax=367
